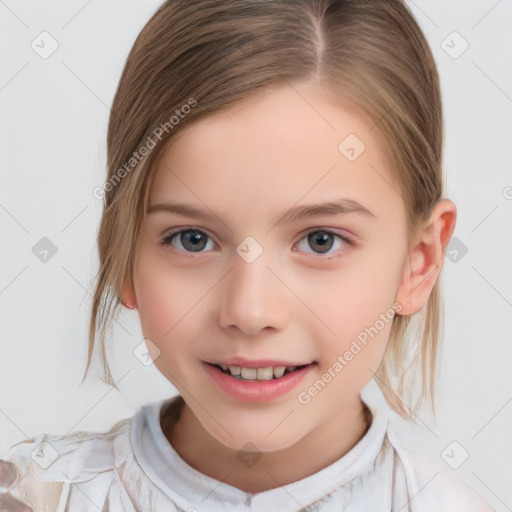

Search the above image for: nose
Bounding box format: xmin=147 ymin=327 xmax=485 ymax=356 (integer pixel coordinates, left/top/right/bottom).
xmin=218 ymin=250 xmax=290 ymax=336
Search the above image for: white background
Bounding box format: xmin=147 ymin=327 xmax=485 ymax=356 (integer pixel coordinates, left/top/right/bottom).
xmin=0 ymin=1 xmax=511 ymax=509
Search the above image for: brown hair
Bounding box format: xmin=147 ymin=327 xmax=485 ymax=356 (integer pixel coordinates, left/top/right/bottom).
xmin=82 ymin=0 xmax=445 ymax=422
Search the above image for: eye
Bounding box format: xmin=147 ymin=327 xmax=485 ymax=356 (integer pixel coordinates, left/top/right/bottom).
xmin=294 ymin=229 xmax=353 ymax=259
xmin=159 ymin=227 xmax=354 ymax=259
xmin=159 ymin=227 xmax=215 ymax=253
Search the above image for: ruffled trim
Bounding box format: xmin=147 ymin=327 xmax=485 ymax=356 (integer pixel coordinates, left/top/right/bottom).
xmin=115 ymin=433 xmax=181 ymax=511
xmin=1 ymin=417 xmax=133 ymax=511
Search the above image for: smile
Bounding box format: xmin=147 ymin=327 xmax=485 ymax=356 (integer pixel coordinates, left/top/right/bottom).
xmin=203 ymin=361 xmax=317 ymax=402
xmin=215 ymin=363 xmax=310 ymax=380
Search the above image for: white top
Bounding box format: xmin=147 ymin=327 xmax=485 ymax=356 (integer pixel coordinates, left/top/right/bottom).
xmin=0 ymin=395 xmax=493 ymax=511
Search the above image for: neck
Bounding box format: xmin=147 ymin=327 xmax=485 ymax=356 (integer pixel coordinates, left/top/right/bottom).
xmin=161 ymin=395 xmax=372 ymax=494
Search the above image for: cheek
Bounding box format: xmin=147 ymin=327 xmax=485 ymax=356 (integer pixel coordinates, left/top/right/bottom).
xmin=133 ymin=250 xmax=205 ymax=341
xmin=306 ymin=257 xmax=401 ymax=337
xmin=296 ymin=241 xmax=404 ymax=374
xmin=343 ymin=231 xmax=406 ymax=311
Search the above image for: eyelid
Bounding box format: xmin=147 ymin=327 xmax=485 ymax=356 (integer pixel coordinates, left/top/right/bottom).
xmin=159 ymin=225 xmax=219 ymax=248
xmin=161 ymin=225 xmax=355 ymax=241
xmin=296 ymin=226 xmax=355 ymax=243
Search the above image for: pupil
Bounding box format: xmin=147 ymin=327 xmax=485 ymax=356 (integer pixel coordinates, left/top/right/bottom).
xmin=182 ymin=231 xmax=206 ymax=251
xmin=309 ymin=232 xmax=333 ymax=254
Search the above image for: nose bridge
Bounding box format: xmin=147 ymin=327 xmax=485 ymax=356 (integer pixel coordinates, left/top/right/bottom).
xmin=219 ymin=243 xmax=288 ymax=334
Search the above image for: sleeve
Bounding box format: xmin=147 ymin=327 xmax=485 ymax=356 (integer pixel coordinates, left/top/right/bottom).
xmin=398 ymin=447 xmax=495 ymax=512
xmin=0 ymin=435 xmax=67 ymax=512
xmin=0 ymin=429 xmax=122 ymax=512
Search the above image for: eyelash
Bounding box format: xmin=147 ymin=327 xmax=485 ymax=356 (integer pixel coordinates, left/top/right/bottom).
xmin=159 ymin=226 xmax=355 ymax=260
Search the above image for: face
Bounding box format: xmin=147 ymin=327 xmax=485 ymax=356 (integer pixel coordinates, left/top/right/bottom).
xmin=124 ymin=83 xmax=411 ymax=452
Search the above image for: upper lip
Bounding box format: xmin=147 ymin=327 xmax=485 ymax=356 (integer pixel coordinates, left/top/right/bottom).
xmin=206 ymin=357 xmax=315 ymax=368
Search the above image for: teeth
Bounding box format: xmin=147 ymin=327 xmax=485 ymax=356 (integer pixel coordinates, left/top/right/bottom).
xmin=239 ymin=367 xmax=255 ymax=379
xmin=218 ymin=364 xmax=302 ymax=380
xmin=273 ymin=366 xmax=286 ymax=378
xmin=256 ymin=367 xmax=273 ymax=380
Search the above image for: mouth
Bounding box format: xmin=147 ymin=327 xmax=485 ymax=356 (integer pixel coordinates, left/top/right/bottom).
xmin=205 ymin=362 xmax=315 ymax=381
xmin=203 ymin=360 xmax=317 ymax=402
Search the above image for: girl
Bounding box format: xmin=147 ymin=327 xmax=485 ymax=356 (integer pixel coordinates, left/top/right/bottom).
xmin=0 ymin=0 xmax=495 ymax=510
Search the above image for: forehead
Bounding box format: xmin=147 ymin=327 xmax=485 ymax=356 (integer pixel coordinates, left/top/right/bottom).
xmin=149 ymin=84 xmax=403 ymax=224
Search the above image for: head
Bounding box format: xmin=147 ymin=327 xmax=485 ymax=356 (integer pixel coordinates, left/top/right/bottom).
xmin=84 ymin=0 xmax=456 ymax=441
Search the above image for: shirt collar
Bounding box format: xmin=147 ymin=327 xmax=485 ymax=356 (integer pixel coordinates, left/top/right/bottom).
xmin=131 ymin=394 xmax=389 ymax=511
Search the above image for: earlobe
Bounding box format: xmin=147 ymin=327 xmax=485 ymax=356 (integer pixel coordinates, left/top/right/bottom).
xmin=120 ymin=277 xmax=138 ymax=310
xmin=121 ymin=300 xmax=136 ymax=310
xmin=395 ymin=199 xmax=457 ymax=316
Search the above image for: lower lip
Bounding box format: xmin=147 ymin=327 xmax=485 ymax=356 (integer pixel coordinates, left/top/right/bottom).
xmin=203 ymin=362 xmax=316 ymax=402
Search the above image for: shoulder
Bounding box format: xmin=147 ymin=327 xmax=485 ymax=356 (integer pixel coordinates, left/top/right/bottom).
xmin=0 ymin=416 xmax=133 ymax=511
xmin=386 ymin=432 xmax=494 ymax=512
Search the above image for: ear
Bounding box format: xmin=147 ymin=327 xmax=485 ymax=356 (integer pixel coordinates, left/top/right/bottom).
xmin=395 ymin=199 xmax=457 ymax=316
xmin=120 ymin=274 xmax=138 ymax=310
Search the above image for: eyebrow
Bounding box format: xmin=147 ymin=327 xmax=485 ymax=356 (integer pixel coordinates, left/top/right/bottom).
xmin=148 ymin=198 xmax=375 ymax=225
